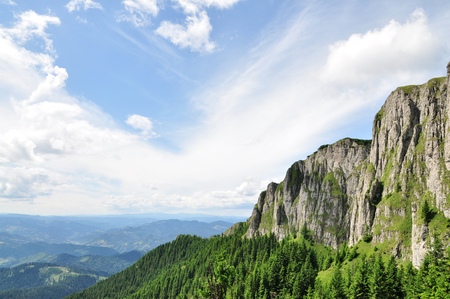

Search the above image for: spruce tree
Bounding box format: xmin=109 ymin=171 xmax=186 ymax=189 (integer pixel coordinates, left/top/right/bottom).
xmin=329 ymin=266 xmax=346 ymax=299
xmin=348 ymin=255 xmax=370 ymax=299
xmin=369 ymin=254 xmax=386 ymax=299
xmin=421 ymin=199 xmax=432 ymax=224
xmin=385 ymin=256 xmax=404 ymax=299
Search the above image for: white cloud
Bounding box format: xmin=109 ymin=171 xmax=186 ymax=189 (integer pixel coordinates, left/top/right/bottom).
xmin=4 ymin=11 xmax=60 ymax=52
xmin=173 ymin=0 xmax=241 ymax=14
xmin=125 ymin=114 xmax=157 ymax=138
xmin=0 ymin=166 xmax=62 ymax=199
xmin=322 ymin=9 xmax=443 ymax=86
xmin=102 ymin=179 xmax=260 ymax=212
xmin=0 ymin=12 xmax=143 ymax=163
xmin=0 ymin=5 xmax=448 ymax=216
xmin=118 ymin=0 xmax=159 ymax=27
xmin=66 ymin=0 xmax=103 ymax=13
xmin=1 ymin=0 xmax=16 ymax=5
xmin=76 ymin=16 xmax=88 ymax=24
xmin=156 ymin=10 xmax=215 ymax=52
xmin=154 ymin=0 xmax=242 ymax=53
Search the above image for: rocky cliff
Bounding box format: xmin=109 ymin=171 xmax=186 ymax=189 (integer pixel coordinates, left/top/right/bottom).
xmin=245 ymin=62 xmax=450 ymax=267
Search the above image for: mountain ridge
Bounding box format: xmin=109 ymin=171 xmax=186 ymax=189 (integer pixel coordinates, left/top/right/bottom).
xmin=244 ymin=62 xmax=450 ymax=267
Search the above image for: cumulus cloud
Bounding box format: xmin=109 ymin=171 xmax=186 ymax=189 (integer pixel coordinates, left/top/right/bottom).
xmin=0 ymin=11 xmax=144 ymax=171
xmin=66 ymin=0 xmax=103 ymax=12
xmin=117 ymin=0 xmax=159 ymax=27
xmin=0 ymin=15 xmax=140 ymax=165
xmin=321 ymin=9 xmax=443 ymax=86
xmin=0 ymin=5 xmax=447 ymax=216
xmin=154 ymin=0 xmax=242 ymax=53
xmin=0 ymin=166 xmax=62 ymax=199
xmin=125 ymin=114 xmax=157 ymax=138
xmin=156 ymin=10 xmax=215 ymax=52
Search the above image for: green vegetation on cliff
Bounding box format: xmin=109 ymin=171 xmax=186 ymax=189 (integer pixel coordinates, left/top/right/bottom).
xmin=66 ymin=224 xmax=450 ymax=299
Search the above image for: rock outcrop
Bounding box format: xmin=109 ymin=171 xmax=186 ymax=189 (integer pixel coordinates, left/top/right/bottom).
xmin=245 ymin=62 xmax=450 ymax=267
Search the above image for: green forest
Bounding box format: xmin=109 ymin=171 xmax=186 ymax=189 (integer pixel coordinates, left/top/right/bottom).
xmin=67 ymin=223 xmax=450 ymax=299
xmin=0 ymin=263 xmax=103 ymax=299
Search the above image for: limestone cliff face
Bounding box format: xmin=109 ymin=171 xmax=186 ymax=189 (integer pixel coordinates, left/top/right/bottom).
xmin=246 ymin=63 xmax=450 ymax=267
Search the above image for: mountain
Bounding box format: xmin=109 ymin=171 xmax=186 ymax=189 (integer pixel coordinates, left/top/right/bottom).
xmin=0 ymin=216 xmax=102 ymax=244
xmin=66 ymin=62 xmax=450 ymax=299
xmin=0 ymin=262 xmax=105 ymax=299
xmin=77 ymin=220 xmax=233 ymax=253
xmin=0 ymin=241 xmax=118 ymax=267
xmin=0 ymin=214 xmax=159 ymax=244
xmin=244 ymin=63 xmax=450 ymax=267
xmin=2 ymin=251 xmax=144 ymax=276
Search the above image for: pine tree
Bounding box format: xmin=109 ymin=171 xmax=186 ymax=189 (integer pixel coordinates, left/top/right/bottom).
xmin=420 ymin=233 xmax=450 ymax=299
xmin=348 ymin=255 xmax=370 ymax=299
xmin=369 ymin=254 xmax=387 ymax=299
xmin=385 ymin=256 xmax=404 ymax=299
xmin=369 ymin=254 xmax=386 ymax=299
xmin=421 ymin=199 xmax=432 ymax=224
xmin=329 ymin=266 xmax=346 ymax=299
xmin=402 ymin=262 xmax=419 ymax=299
xmin=198 ymin=252 xmax=236 ymax=299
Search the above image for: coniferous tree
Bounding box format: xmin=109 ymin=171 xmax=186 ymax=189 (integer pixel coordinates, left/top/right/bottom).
xmin=421 ymin=199 xmax=432 ymax=224
xmin=385 ymin=256 xmax=404 ymax=299
xmin=369 ymin=254 xmax=386 ymax=299
xmin=198 ymin=252 xmax=236 ymax=299
xmin=329 ymin=266 xmax=346 ymax=299
xmin=419 ymin=233 xmax=450 ymax=299
xmin=348 ymin=255 xmax=370 ymax=299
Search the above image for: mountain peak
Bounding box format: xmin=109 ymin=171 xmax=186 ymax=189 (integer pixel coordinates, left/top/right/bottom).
xmin=245 ymin=62 xmax=450 ymax=267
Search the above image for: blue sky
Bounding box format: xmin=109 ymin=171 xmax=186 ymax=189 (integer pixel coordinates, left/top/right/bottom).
xmin=0 ymin=0 xmax=449 ymax=216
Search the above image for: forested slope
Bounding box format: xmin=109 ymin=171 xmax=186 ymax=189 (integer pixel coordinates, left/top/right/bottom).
xmin=0 ymin=263 xmax=104 ymax=299
xmin=67 ymin=62 xmax=450 ymax=299
xmin=67 ymin=223 xmax=450 ymax=298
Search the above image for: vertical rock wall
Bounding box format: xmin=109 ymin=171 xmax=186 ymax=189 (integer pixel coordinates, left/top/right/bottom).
xmin=245 ymin=63 xmax=450 ymax=266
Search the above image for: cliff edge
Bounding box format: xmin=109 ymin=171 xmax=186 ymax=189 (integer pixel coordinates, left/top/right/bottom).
xmin=245 ymin=62 xmax=450 ymax=267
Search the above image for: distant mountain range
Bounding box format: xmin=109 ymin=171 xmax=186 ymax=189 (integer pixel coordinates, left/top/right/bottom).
xmin=0 ymin=213 xmax=236 ymax=298
xmin=0 ymin=214 xmax=235 ymax=268
xmin=77 ymin=220 xmax=233 ymax=252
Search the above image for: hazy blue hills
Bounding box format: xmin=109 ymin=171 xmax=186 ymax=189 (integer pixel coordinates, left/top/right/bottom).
xmin=0 ymin=214 xmax=235 ymax=297
xmin=0 ymin=214 xmax=159 ymax=244
xmin=78 ymin=220 xmax=233 ymax=252
xmin=35 ymin=251 xmax=144 ymax=275
xmin=0 ymin=215 xmax=234 ymax=269
xmin=0 ymin=241 xmax=118 ymax=267
xmin=1 ymin=250 xmax=144 ymax=275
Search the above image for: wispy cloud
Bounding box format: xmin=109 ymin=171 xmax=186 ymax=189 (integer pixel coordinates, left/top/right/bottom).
xmin=1 ymin=0 xmax=16 ymax=5
xmin=0 ymin=4 xmax=448 ymax=216
xmin=66 ymin=0 xmax=103 ymax=13
xmin=76 ymin=16 xmax=88 ymax=24
xmin=5 ymin=10 xmax=60 ymax=52
xmin=117 ymin=0 xmax=160 ymax=27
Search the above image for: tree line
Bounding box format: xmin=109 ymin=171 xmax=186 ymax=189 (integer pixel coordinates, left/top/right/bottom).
xmin=67 ymin=223 xmax=450 ymax=299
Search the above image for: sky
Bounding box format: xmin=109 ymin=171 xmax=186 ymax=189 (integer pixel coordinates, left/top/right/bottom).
xmin=0 ymin=0 xmax=449 ymax=217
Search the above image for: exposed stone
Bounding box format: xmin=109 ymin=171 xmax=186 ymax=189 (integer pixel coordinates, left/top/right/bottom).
xmin=244 ymin=62 xmax=450 ymax=267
